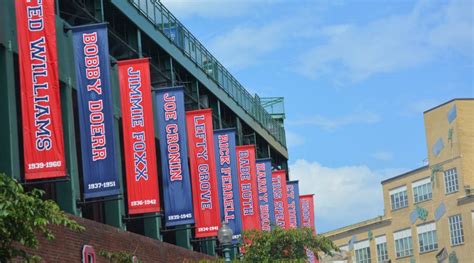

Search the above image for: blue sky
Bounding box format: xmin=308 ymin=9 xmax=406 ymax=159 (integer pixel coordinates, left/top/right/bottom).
xmin=161 ymin=0 xmax=474 ymax=232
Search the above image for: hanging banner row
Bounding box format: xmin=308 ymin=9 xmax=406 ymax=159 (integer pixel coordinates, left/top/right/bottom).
xmin=14 ymin=2 xmax=317 ymax=238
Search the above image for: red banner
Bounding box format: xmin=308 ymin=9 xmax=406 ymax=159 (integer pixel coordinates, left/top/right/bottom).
xmin=272 ymin=170 xmax=290 ymax=229
xmin=186 ymin=109 xmax=220 ymax=238
xmin=236 ymin=145 xmax=261 ymax=231
xmin=118 ymin=58 xmax=160 ymax=214
xmin=299 ymin=194 xmax=316 ymax=233
xmin=15 ymin=0 xmax=66 ymax=180
xmin=300 ymin=194 xmax=318 ymax=262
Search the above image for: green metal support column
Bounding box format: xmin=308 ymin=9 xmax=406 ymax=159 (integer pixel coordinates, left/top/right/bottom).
xmin=175 ymin=225 xmax=193 ymax=250
xmin=236 ymin=117 xmax=243 ymax=146
xmin=196 ymin=80 xmax=201 ymax=109
xmin=170 ymin=57 xmax=175 ymax=87
xmin=55 ymin=78 xmax=81 ymax=216
xmin=231 ymin=247 xmax=238 ymax=260
xmin=143 ymin=215 xmax=162 ymax=240
xmin=217 ymin=100 xmax=223 ymax=129
xmin=0 ymin=45 xmax=21 ymax=180
xmin=94 ymin=0 xmax=105 ymax=22
xmin=137 ymin=29 xmax=143 ymax=58
xmin=104 ymin=117 xmax=126 ymax=229
xmin=201 ymin=240 xmax=216 ymax=256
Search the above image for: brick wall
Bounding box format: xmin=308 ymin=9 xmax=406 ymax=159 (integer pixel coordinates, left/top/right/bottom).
xmin=17 ymin=214 xmax=214 ymax=262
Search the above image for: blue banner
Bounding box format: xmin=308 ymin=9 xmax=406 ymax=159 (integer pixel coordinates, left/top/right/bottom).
xmin=72 ymin=23 xmax=120 ymax=199
xmin=293 ymin=182 xmax=302 ymax=227
xmin=154 ymin=87 xmax=194 ymax=226
xmin=287 ymin=180 xmax=302 ymax=228
xmin=214 ymin=129 xmax=243 ymax=242
xmin=256 ymin=158 xmax=276 ymax=230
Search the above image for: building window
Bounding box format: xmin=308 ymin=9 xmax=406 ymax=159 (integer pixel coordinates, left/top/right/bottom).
xmin=412 ymin=178 xmax=432 ymax=203
xmin=444 ymin=168 xmax=459 ymax=194
xmin=354 ymin=240 xmax=371 ymax=263
xmin=390 ymin=186 xmax=408 ymax=210
xmin=355 ymin=247 xmax=371 ymax=263
xmin=375 ymin=236 xmax=389 ymax=263
xmin=394 ymin=229 xmax=413 ymax=258
xmin=448 ymin=215 xmax=464 ymax=245
xmin=417 ymin=222 xmax=438 ymax=253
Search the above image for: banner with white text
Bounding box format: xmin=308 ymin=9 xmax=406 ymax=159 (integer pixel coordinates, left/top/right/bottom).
xmin=300 ymin=194 xmax=317 ymax=263
xmin=186 ymin=109 xmax=220 ymax=237
xmin=299 ymin=194 xmax=316 ymax=232
xmin=72 ymin=23 xmax=120 ymax=198
xmin=214 ymin=128 xmax=243 ymax=242
xmin=236 ymin=145 xmax=261 ymax=231
xmin=155 ymin=87 xmax=194 ymax=226
xmin=287 ymin=181 xmax=302 ymax=228
xmin=256 ymin=158 xmax=276 ymax=231
xmin=272 ymin=170 xmax=289 ymax=229
xmin=118 ymin=58 xmax=160 ymax=214
xmin=15 ymin=0 xmax=66 ymax=180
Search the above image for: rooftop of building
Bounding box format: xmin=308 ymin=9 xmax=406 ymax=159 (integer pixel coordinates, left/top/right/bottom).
xmin=423 ymin=98 xmax=474 ymax=114
xmin=321 ymin=215 xmax=388 ymax=237
xmin=381 ymin=165 xmax=429 ymax=185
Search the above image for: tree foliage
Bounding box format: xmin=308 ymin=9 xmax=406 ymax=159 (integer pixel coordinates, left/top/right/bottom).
xmin=98 ymin=249 xmax=142 ymax=263
xmin=0 ymin=173 xmax=85 ymax=261
xmin=242 ymin=227 xmax=338 ymax=262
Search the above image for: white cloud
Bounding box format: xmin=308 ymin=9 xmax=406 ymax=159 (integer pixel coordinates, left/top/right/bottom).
xmin=429 ymin=0 xmax=474 ymax=56
xmin=289 ymin=159 xmax=406 ymax=232
xmin=287 ymin=110 xmax=381 ymax=131
xmin=372 ymin=151 xmax=394 ymax=161
xmin=160 ymin=0 xmax=273 ymax=19
xmin=164 ymin=0 xmax=472 ymax=81
xmin=208 ymin=20 xmax=294 ymax=69
xmin=297 ymin=0 xmax=473 ymax=81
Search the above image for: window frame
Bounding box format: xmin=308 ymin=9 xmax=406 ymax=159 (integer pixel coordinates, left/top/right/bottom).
xmin=354 ymin=245 xmax=371 ymax=263
xmin=412 ymin=178 xmax=432 ymax=203
xmin=444 ymin=168 xmax=459 ymax=194
xmin=416 ymin=222 xmax=438 ymax=253
xmin=448 ymin=214 xmax=464 ymax=246
xmin=389 ymin=186 xmax=409 ymax=210
xmin=375 ymin=235 xmax=389 ymax=263
xmin=393 ymin=229 xmax=413 ymax=258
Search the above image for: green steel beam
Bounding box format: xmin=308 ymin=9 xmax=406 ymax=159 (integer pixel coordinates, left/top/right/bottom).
xmin=94 ymin=0 xmax=105 ymax=21
xmin=55 ymin=80 xmax=81 ymax=216
xmin=201 ymin=240 xmax=216 ymax=256
xmin=196 ymin=80 xmax=201 ymax=109
xmin=175 ymin=225 xmax=193 ymax=250
xmin=101 ymin=61 xmax=127 ymax=230
xmin=53 ymin=16 xmax=82 ymax=216
xmin=0 ymin=0 xmax=20 ymax=180
xmin=0 ymin=46 xmax=21 ymax=180
xmin=230 ymin=247 xmax=238 ymax=260
xmin=109 ymin=0 xmax=288 ymax=159
xmin=144 ymin=216 xmax=162 ymax=240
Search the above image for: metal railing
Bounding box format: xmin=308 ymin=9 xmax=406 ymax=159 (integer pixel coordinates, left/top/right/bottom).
xmin=129 ymin=0 xmax=286 ymax=148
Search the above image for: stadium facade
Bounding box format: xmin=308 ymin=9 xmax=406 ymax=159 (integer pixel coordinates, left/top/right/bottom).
xmin=0 ymin=0 xmax=308 ymax=259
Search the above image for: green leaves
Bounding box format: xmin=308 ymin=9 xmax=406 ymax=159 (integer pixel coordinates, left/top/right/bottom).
xmin=241 ymin=227 xmax=338 ymax=262
xmin=0 ymin=173 xmax=85 ymax=261
xmin=98 ymin=250 xmax=142 ymax=263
